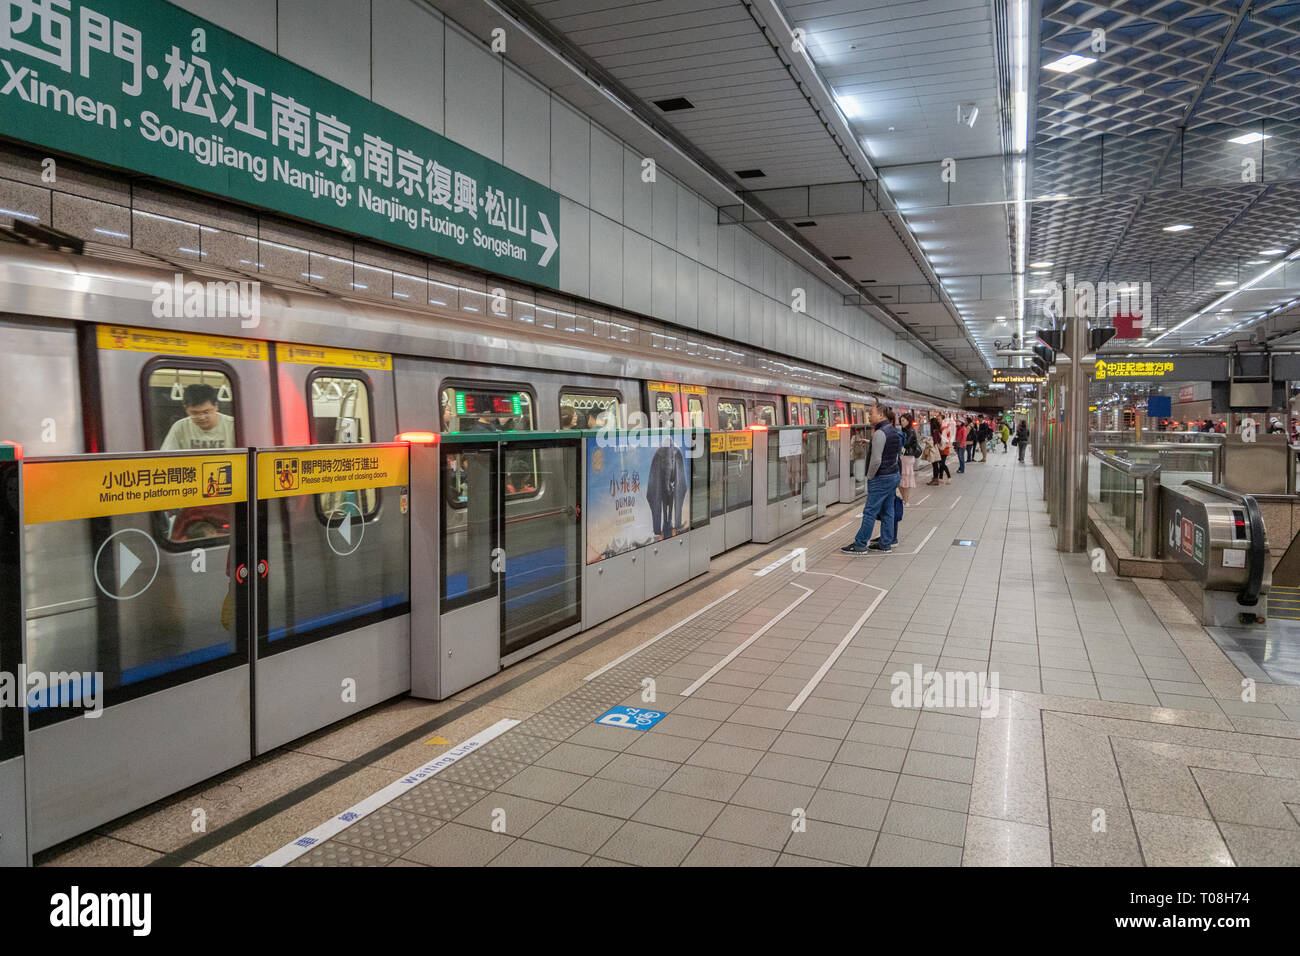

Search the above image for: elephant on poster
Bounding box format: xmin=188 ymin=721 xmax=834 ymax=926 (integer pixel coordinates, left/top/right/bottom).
xmin=647 ymin=443 xmax=688 ymax=537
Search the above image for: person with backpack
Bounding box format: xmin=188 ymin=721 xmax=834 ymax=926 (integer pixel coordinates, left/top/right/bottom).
xmin=976 ymin=419 xmax=990 ymax=461
xmin=1015 ymin=419 xmax=1030 ymax=463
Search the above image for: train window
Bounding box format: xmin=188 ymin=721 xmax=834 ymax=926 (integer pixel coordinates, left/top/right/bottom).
xmin=816 ymin=405 xmax=829 ymax=426
xmin=308 ymin=371 xmax=378 ymax=520
xmin=686 ymin=395 xmax=704 ymax=428
xmin=559 ymin=390 xmax=622 ymax=430
xmin=653 ymin=393 xmax=675 ymax=428
xmin=144 ymin=364 xmax=238 ymax=549
xmin=146 ymin=366 xmax=238 ymax=451
xmin=717 ymin=400 xmax=746 ymax=431
xmin=755 ymin=403 xmax=777 ymax=426
xmin=440 ymin=385 xmax=535 ymax=434
xmin=440 ymin=383 xmax=541 ymax=504
xmin=832 ymin=406 xmax=847 ymax=425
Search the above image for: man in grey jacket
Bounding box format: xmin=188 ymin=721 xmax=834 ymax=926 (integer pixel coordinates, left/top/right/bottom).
xmin=841 ymin=404 xmax=901 ymax=554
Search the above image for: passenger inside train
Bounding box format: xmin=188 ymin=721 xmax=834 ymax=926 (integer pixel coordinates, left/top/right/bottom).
xmin=157 ymin=382 xmax=236 ymax=451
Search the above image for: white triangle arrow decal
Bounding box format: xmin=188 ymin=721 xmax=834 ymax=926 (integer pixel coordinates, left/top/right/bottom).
xmin=118 ymin=541 xmax=142 ymax=589
xmin=338 ymin=511 xmax=352 ymax=545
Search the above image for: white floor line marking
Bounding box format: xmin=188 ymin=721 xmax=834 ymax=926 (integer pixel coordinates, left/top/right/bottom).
xmin=755 ymin=547 xmax=806 ymax=576
xmin=788 ymin=588 xmax=889 ymax=712
xmin=948 ymin=495 xmax=963 ymax=510
xmin=583 ymin=588 xmax=741 ymax=681
xmin=252 ymin=718 xmax=520 ymax=867
xmin=900 ymin=525 xmax=938 ymax=555
xmin=912 ymin=494 xmax=930 ymax=507
xmin=820 ymin=519 xmax=855 ymax=540
xmin=680 ymin=584 xmax=814 ymax=697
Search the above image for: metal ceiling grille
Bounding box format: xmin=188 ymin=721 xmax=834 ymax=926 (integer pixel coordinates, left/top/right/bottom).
xmin=1027 ymin=0 xmax=1300 ymax=347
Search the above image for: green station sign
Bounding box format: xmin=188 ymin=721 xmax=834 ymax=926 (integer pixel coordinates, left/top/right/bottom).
xmin=0 ymin=0 xmax=561 ymax=287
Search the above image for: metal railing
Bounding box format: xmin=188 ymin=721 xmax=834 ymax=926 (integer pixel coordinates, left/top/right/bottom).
xmin=1089 ymin=440 xmax=1224 ymax=486
xmin=1088 ymin=449 xmax=1160 ymax=558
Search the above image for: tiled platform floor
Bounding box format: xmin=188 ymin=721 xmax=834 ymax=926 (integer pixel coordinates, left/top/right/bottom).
xmin=42 ymin=450 xmax=1300 ymax=866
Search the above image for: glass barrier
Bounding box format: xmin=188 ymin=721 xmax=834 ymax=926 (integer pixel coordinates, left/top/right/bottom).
xmin=767 ymin=431 xmax=795 ymax=504
xmin=848 ymin=424 xmax=870 ymax=496
xmin=258 ymin=445 xmax=410 ymax=655
xmin=1 ymin=458 xmax=21 ymax=759
xmin=801 ymin=428 xmax=826 ymax=518
xmin=826 ymin=427 xmax=841 ymax=481
xmin=690 ymin=436 xmax=711 ymax=528
xmin=501 ymin=441 xmax=581 ymax=657
xmin=709 ymin=430 xmax=754 ymax=518
xmin=1088 ymin=451 xmax=1149 ymax=556
xmin=1092 ymin=443 xmax=1217 ymax=487
xmin=442 ymin=444 xmax=497 ymax=611
xmin=19 ymin=451 xmax=250 ymax=726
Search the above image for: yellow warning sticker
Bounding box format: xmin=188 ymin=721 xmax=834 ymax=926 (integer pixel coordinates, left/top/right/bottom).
xmin=97 ymin=325 xmax=266 ymax=361
xmin=277 ymin=343 xmax=393 ymax=372
xmin=24 ymin=453 xmax=247 ymax=524
xmin=710 ymin=432 xmax=754 ymax=452
xmin=647 ymin=381 xmax=679 ymax=393
xmin=680 ymin=384 xmax=707 ymax=395
xmin=257 ymin=447 xmax=408 ymax=499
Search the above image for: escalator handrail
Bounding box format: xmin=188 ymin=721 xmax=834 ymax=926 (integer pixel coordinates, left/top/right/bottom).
xmin=1183 ymin=480 xmax=1266 ymax=606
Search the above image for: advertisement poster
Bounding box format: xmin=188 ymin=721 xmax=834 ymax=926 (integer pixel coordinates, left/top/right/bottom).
xmin=586 ymin=438 xmax=690 ymax=564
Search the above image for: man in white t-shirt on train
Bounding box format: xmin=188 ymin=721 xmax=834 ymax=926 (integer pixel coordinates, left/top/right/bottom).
xmin=160 ymin=383 xmax=236 ymax=450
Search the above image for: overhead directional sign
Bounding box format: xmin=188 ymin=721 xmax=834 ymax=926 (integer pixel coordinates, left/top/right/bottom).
xmin=0 ymin=0 xmax=562 ymax=287
xmin=991 ymin=369 xmax=1045 ymax=384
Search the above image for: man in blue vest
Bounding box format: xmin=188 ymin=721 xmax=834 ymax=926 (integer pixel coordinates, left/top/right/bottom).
xmin=842 ymin=403 xmax=901 ymax=554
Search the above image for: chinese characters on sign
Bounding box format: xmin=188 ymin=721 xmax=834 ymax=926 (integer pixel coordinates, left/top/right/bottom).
xmin=0 ymin=0 xmax=560 ymax=285
xmin=1094 ymin=360 xmax=1175 ymax=380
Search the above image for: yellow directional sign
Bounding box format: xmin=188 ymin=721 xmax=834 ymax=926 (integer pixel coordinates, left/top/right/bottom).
xmin=24 ymin=453 xmax=247 ymax=524
xmin=257 ymin=447 xmax=408 ymax=499
xmin=277 ymin=343 xmax=393 ymax=372
xmin=97 ymin=324 xmax=266 ymax=361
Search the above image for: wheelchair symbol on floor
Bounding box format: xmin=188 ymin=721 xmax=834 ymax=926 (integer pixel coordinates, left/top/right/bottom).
xmin=594 ymin=706 xmax=665 ymax=731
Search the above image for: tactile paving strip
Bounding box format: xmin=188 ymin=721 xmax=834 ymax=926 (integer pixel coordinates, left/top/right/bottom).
xmin=478 ymin=732 xmax=558 ymax=765
xmin=437 ymin=753 xmax=529 ymax=790
xmin=513 ymin=712 xmax=587 ymax=741
xmin=288 ymin=841 xmax=395 ymax=867
xmin=332 ymin=806 xmax=442 ymax=856
xmin=389 ymin=779 xmax=488 ymax=820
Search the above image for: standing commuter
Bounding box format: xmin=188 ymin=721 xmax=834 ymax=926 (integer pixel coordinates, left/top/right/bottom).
xmin=1000 ymin=419 xmax=1011 ymax=453
xmin=977 ymin=419 xmax=990 ymax=461
xmin=955 ymin=419 xmax=968 ymax=474
xmin=897 ymin=413 xmax=920 ymax=504
xmin=1016 ymin=419 xmax=1029 ymax=463
xmin=842 ymin=403 xmax=902 ymax=554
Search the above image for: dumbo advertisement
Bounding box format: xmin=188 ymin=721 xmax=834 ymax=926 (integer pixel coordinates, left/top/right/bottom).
xmin=586 ymin=437 xmax=690 ymax=564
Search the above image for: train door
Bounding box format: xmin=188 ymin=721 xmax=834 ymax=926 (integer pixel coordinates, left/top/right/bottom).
xmin=252 ymin=344 xmax=407 ymax=753
xmin=754 ymin=400 xmax=778 ymax=428
xmin=439 ymin=435 xmax=582 ymax=676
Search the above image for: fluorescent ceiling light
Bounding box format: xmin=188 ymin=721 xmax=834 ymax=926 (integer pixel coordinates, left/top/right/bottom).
xmin=1162 ymin=224 xmax=1193 ymax=232
xmin=1028 ymin=287 xmax=1049 ymax=294
xmin=1259 ymin=248 xmax=1285 ymax=255
xmin=1044 ymin=54 xmax=1096 ymax=73
xmin=1215 ymin=280 xmax=1236 ymax=287
xmin=1228 ymin=132 xmax=1271 ymax=145
xmin=1029 ymin=261 xmax=1053 ymax=268
xmin=836 ymin=94 xmax=865 ymax=120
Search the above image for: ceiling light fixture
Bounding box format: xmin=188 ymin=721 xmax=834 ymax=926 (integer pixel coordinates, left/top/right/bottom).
xmin=1259 ymin=248 xmax=1285 ymax=255
xmin=1044 ymin=54 xmax=1097 ymax=73
xmin=1228 ymin=132 xmax=1270 ymax=145
xmin=1029 ymin=261 xmax=1053 ymax=268
xmin=1162 ymin=224 xmax=1193 ymax=232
